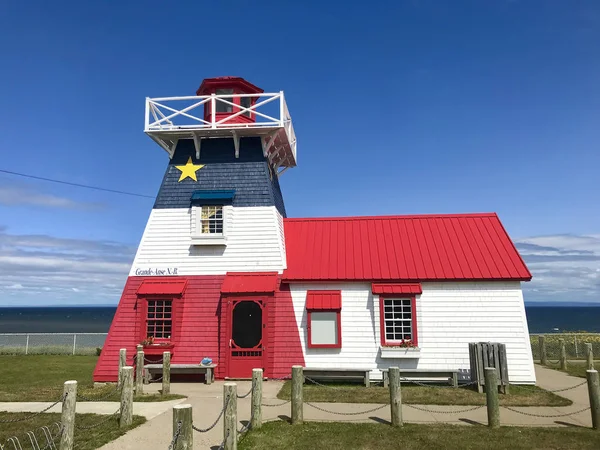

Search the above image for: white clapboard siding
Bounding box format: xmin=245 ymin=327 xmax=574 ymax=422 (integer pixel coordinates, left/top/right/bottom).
xmin=291 ymin=281 xmax=536 ymax=384
xmin=130 ymin=206 xmax=286 ymax=275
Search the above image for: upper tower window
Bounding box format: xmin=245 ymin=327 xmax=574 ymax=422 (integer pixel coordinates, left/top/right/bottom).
xmin=197 ymin=77 xmax=264 ymax=125
xmin=215 ymin=89 xmax=234 ymax=113
xmin=190 ymin=190 xmax=235 ymax=246
xmin=200 ymin=205 xmax=224 ymax=234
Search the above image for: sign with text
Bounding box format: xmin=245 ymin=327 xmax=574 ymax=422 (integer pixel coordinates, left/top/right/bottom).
xmin=135 ymin=268 xmax=179 ymax=276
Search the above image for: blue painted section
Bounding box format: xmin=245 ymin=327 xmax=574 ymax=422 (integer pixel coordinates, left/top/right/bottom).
xmin=154 ymin=137 xmax=286 ymax=217
xmin=191 ymin=190 xmax=236 ymax=204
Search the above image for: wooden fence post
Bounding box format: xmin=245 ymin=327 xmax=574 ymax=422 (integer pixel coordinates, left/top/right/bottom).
xmin=136 ymin=344 xmax=144 ymax=395
xmin=389 ymin=367 xmax=403 ymax=427
xmin=224 ymin=383 xmax=237 ymax=450
xmin=539 ymin=335 xmax=547 ymax=366
xmin=118 ymin=348 xmax=126 ymax=389
xmin=251 ymin=368 xmax=262 ymax=429
xmin=560 ymin=339 xmax=568 ymax=371
xmin=587 ymin=343 xmax=594 ymax=370
xmin=484 ymin=367 xmax=500 ymax=429
xmin=291 ymin=365 xmax=303 ymax=425
xmin=172 ymin=404 xmax=193 ymax=450
xmin=163 ymin=351 xmax=171 ymax=395
xmin=59 ymin=380 xmax=77 ymax=450
xmin=587 ymin=370 xmax=600 ymax=430
xmin=120 ymin=366 xmax=133 ymax=428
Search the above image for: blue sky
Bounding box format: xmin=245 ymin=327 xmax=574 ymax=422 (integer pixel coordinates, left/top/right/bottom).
xmin=0 ymin=0 xmax=598 ymax=305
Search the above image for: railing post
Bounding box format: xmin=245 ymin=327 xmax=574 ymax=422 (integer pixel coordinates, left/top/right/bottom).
xmin=587 ymin=343 xmax=594 ymax=370
xmin=484 ymin=367 xmax=500 ymax=428
xmin=291 ymin=366 xmax=303 ymax=425
xmin=587 ymin=370 xmax=600 ymax=430
xmin=389 ymin=367 xmax=403 ymax=427
xmin=163 ymin=351 xmax=171 ymax=395
xmin=172 ymin=404 xmax=193 ymax=449
xmin=560 ymin=339 xmax=568 ymax=371
xmin=120 ymin=366 xmax=133 ymax=428
xmin=118 ymin=348 xmax=126 ymax=389
xmin=144 ymin=97 xmax=150 ymax=130
xmin=224 ymin=383 xmax=237 ymax=450
xmin=72 ymin=334 xmax=77 ymax=355
xmin=279 ymin=91 xmax=285 ymax=127
xmin=211 ymin=94 xmax=216 ymax=129
xmin=136 ymin=344 xmax=144 ymax=395
xmin=25 ymin=334 xmax=29 ymax=355
xmin=251 ymin=368 xmax=262 ymax=429
xmin=539 ymin=335 xmax=547 ymax=365
xmin=59 ymin=380 xmax=77 ymax=450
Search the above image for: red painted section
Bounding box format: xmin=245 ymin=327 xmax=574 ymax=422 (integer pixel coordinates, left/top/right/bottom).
xmin=136 ymin=279 xmax=187 ymax=295
xmin=372 ymin=283 xmax=422 ymax=295
xmin=283 ymin=213 xmax=531 ymax=282
xmin=221 ymin=272 xmax=279 ymax=294
xmin=306 ymin=290 xmax=342 ymax=310
xmin=267 ymin=283 xmax=305 ymax=378
xmin=378 ymin=295 xmax=419 ymax=347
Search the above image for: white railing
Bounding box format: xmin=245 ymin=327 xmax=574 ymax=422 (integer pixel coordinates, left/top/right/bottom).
xmin=0 ymin=333 xmax=107 ymax=355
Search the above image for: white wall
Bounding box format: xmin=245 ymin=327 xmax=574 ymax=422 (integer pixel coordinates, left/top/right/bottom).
xmin=290 ymin=281 xmax=536 ymax=384
xmin=130 ymin=206 xmax=286 ymax=275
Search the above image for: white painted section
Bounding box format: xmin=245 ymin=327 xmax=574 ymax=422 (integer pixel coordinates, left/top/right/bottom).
xmin=290 ymin=281 xmax=536 ymax=384
xmin=130 ymin=206 xmax=286 ymax=275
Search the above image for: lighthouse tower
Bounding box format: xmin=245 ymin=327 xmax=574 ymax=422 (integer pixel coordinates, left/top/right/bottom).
xmin=94 ymin=78 xmax=301 ymax=381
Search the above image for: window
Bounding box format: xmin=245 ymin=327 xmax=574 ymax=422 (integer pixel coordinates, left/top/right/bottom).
xmin=306 ymin=290 xmax=342 ymax=349
xmin=379 ymin=297 xmax=418 ymax=346
xmin=215 ymin=89 xmax=234 ymax=113
xmin=146 ymin=300 xmax=172 ymax=339
xmin=240 ymin=96 xmax=251 ymax=117
xmin=200 ymin=205 xmax=223 ymax=234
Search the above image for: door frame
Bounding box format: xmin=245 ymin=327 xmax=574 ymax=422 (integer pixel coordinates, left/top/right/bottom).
xmin=223 ymin=294 xmax=269 ymax=378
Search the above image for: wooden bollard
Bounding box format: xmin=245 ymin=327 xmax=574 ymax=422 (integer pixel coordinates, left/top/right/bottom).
xmin=118 ymin=348 xmax=127 ymax=388
xmin=172 ymin=404 xmax=193 ymax=450
xmin=163 ymin=351 xmax=171 ymax=396
xmin=560 ymin=339 xmax=568 ymax=371
xmin=224 ymin=383 xmax=237 ymax=450
xmin=539 ymin=335 xmax=547 ymax=365
xmin=251 ymin=368 xmax=262 ymax=429
xmin=484 ymin=367 xmax=500 ymax=428
xmin=120 ymin=366 xmax=133 ymax=428
xmin=586 ymin=343 xmax=594 ymax=370
xmin=389 ymin=367 xmax=403 ymax=427
xmin=291 ymin=366 xmax=303 ymax=425
xmin=59 ymin=380 xmax=77 ymax=450
xmin=136 ymin=345 xmax=144 ymax=395
xmin=587 ymin=370 xmax=600 ymax=430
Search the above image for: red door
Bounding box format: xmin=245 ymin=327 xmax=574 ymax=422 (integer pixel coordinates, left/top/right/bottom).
xmin=226 ymin=299 xmax=266 ymax=378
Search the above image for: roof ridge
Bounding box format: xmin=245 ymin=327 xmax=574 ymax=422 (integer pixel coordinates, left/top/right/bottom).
xmin=284 ymin=213 xmax=499 ymax=222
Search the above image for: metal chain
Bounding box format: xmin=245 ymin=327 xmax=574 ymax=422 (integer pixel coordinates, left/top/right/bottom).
xmin=304 ymin=377 xmax=345 ymax=389
xmin=268 ymin=374 xmax=292 ymax=381
xmin=406 ymin=404 xmax=486 ymax=414
xmin=0 ymin=394 xmax=66 ymax=423
xmin=503 ymin=405 xmax=591 ymax=418
xmin=218 ymin=430 xmax=230 ymax=450
xmin=149 ymin=376 xmax=164 ymax=383
xmin=238 ymin=408 xmax=254 ymax=434
xmin=261 ymin=400 xmax=290 ymax=407
xmin=305 ymin=401 xmax=389 ymax=415
xmin=74 ymin=408 xmax=120 ymax=430
xmin=544 ymin=379 xmax=588 ymax=393
xmin=168 ymin=421 xmax=182 ymax=450
xmin=399 ymin=378 xmax=479 ymax=389
xmin=192 ymin=397 xmax=229 ymax=433
xmin=77 ymin=384 xmax=120 ymax=401
xmin=237 ymin=386 xmax=253 ymax=399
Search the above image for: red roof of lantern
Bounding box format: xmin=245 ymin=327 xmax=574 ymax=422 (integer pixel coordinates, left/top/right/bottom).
xmin=282 ymin=213 xmax=531 ymax=282
xmin=196 ymin=76 xmax=264 ymax=95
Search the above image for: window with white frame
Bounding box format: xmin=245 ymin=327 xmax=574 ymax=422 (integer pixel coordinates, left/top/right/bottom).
xmin=199 ymin=205 xmax=223 ymax=235
xmin=382 ymin=298 xmax=413 ymax=343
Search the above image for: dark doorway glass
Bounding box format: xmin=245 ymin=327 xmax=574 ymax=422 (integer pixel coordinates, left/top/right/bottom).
xmin=232 ymin=301 xmax=262 ymax=348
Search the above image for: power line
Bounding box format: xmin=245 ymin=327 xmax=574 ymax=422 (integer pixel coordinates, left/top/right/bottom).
xmin=0 ymin=168 xmax=155 ymax=199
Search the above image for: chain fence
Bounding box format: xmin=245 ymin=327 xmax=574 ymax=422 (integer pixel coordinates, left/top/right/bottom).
xmin=503 ymin=405 xmax=591 ymax=418
xmin=74 ymin=408 xmax=121 ymax=430
xmin=0 ymin=333 xmax=107 ymax=356
xmin=192 ymin=396 xmax=230 ymax=433
xmin=530 ymin=333 xmax=600 ymax=360
xmin=0 ymin=394 xmax=66 ymax=424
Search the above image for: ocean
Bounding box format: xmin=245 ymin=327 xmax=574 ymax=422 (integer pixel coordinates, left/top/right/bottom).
xmin=0 ymin=306 xmax=599 ymax=334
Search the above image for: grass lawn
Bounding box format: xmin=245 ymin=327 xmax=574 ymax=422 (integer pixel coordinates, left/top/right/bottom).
xmin=239 ymin=422 xmax=600 ymax=450
xmin=546 ymin=361 xmax=598 ymax=379
xmin=0 ymin=412 xmax=145 ymax=450
xmin=277 ymin=381 xmax=572 ymax=406
xmin=0 ymin=355 xmax=185 ymax=402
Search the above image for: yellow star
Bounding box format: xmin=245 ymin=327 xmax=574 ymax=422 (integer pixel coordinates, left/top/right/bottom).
xmin=175 ymin=157 xmax=204 ymax=182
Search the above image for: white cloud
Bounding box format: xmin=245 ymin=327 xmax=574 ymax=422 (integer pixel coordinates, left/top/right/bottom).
xmin=516 ymin=234 xmax=600 ymax=303
xmin=0 ymin=228 xmax=135 ymax=306
xmin=0 ymin=184 xmax=104 ymax=210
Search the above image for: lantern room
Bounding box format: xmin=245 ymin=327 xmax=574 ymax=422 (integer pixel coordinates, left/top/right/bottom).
xmin=196 ymin=76 xmax=264 ymax=125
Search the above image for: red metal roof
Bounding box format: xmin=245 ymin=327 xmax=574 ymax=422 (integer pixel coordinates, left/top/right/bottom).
xmin=306 ymin=290 xmax=342 ymax=310
xmin=282 ymin=213 xmax=531 ymax=282
xmin=136 ymin=279 xmax=188 ymax=296
xmin=372 ymin=283 xmax=422 ymax=295
xmin=221 ymin=272 xmax=279 ymax=294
